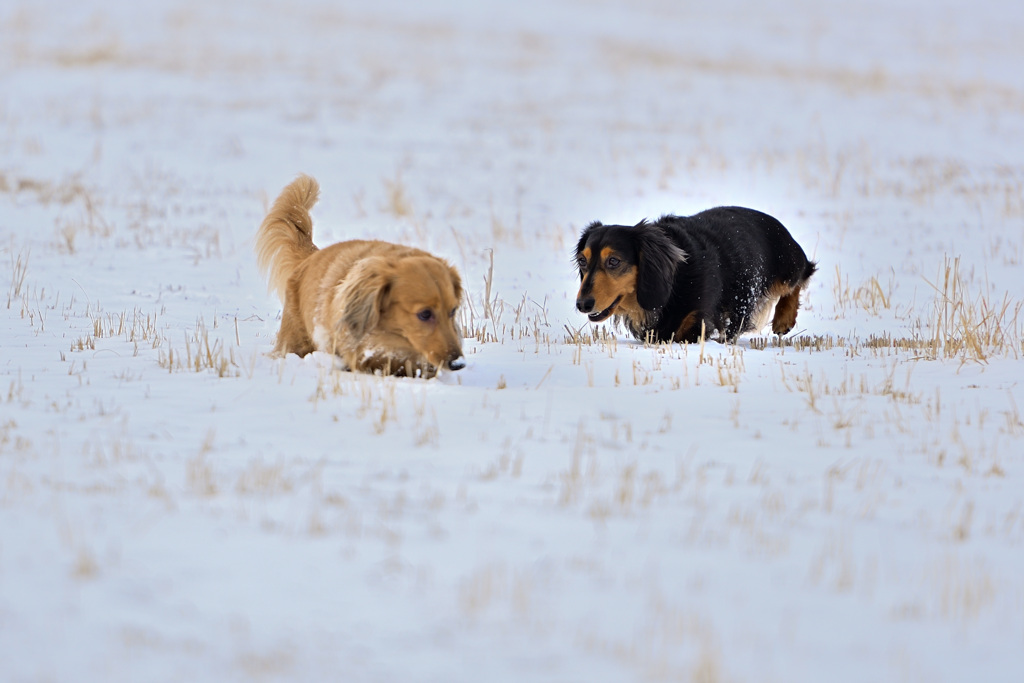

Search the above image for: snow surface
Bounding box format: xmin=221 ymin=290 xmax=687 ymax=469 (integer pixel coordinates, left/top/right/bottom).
xmin=2 ymin=0 xmax=1024 ymax=681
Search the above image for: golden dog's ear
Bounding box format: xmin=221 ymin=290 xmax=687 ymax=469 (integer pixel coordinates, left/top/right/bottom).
xmin=448 ymin=264 xmax=463 ymax=302
xmin=335 ymin=257 xmax=393 ymax=340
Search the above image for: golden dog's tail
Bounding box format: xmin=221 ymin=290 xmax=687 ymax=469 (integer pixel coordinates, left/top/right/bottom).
xmin=255 ymin=174 xmax=321 ymax=302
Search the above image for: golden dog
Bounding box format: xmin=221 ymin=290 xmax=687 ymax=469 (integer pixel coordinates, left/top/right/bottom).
xmin=256 ymin=175 xmax=465 ymax=376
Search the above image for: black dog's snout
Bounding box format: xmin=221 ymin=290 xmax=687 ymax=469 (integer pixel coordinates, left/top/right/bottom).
xmin=576 ymin=297 xmax=595 ymax=313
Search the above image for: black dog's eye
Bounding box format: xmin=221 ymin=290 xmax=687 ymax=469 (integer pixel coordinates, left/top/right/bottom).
xmin=576 ymin=255 xmax=588 ymax=269
xmin=417 ymin=309 xmax=434 ymax=322
xmin=607 ymin=256 xmax=620 ymax=268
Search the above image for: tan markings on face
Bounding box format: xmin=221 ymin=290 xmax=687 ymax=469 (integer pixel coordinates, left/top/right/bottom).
xmin=379 ymin=258 xmax=463 ymax=368
xmin=613 ymin=290 xmax=643 ymax=319
xmin=600 ymin=246 xmax=613 ymax=262
xmin=589 ymin=268 xmax=636 ymax=314
xmin=575 ymin=246 xmax=591 ymax=302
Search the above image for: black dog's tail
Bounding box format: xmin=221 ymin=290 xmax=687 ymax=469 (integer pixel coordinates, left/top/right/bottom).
xmin=802 ymin=259 xmax=818 ymax=281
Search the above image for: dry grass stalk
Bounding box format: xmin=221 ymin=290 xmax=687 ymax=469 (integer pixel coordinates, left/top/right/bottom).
xmin=7 ymin=249 xmax=29 ymax=309
xmin=157 ymin=316 xmax=239 ymax=377
xmin=927 ymin=256 xmax=1022 ymax=363
xmin=832 ymin=266 xmax=894 ymax=316
xmin=382 ymin=171 xmax=412 ymax=218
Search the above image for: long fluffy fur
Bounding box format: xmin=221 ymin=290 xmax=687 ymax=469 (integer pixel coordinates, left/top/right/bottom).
xmin=255 ymin=174 xmax=320 ymax=302
xmin=255 ymin=175 xmax=465 ymax=376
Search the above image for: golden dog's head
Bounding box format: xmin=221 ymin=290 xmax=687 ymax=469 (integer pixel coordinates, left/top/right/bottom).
xmin=336 ymin=254 xmax=464 ymax=375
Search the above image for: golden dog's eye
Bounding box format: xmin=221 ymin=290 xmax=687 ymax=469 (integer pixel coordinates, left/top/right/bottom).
xmin=607 ymin=256 xmax=620 ymax=268
xmin=449 ymin=307 xmax=457 ymax=318
xmin=417 ymin=309 xmax=434 ymax=322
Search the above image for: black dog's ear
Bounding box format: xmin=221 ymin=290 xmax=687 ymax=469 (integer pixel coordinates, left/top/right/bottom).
xmin=635 ymin=221 xmax=686 ymax=310
xmin=575 ymin=221 xmax=602 ymax=254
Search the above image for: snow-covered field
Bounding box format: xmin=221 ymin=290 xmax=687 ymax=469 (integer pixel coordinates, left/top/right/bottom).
xmin=3 ymin=0 xmax=1023 ymax=680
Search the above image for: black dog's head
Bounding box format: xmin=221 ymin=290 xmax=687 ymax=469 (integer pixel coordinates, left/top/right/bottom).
xmin=574 ymin=220 xmax=686 ymax=322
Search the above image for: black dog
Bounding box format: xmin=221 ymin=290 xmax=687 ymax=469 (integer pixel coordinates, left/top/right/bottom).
xmin=575 ymin=207 xmax=816 ymax=343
